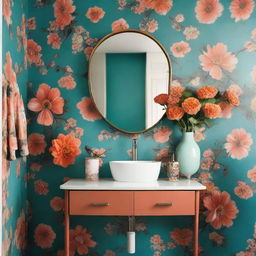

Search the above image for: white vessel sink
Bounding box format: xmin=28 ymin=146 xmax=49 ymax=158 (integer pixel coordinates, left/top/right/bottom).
xmin=109 ymin=161 xmax=161 ymax=182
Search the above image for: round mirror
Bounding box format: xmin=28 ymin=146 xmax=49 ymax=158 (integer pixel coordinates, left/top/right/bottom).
xmin=89 ymin=29 xmax=171 ymax=134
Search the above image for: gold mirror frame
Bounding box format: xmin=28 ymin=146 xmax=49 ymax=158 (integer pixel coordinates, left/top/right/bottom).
xmin=88 ymin=29 xmax=172 ymax=134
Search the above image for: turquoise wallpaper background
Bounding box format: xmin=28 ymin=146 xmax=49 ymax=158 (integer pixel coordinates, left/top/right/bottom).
xmin=2 ymin=0 xmax=256 ymax=255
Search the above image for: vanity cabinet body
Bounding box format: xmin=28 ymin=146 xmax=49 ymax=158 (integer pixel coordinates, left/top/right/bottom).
xmin=61 ymin=179 xmax=205 ymax=256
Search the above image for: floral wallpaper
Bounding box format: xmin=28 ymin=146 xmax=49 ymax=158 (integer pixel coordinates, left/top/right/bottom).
xmin=2 ymin=0 xmax=29 ymax=255
xmin=3 ymin=0 xmax=256 ymax=255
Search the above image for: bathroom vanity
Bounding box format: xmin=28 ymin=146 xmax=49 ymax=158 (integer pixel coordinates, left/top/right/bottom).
xmin=60 ymin=178 xmax=205 ymax=256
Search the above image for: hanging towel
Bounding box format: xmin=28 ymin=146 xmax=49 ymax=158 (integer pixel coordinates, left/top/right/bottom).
xmin=2 ymin=52 xmax=29 ymax=161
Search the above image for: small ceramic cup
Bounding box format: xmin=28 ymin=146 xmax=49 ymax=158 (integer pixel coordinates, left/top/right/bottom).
xmin=85 ymin=157 xmax=100 ymax=181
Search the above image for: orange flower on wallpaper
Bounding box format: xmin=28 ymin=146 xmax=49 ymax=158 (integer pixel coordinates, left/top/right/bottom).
xmin=15 ymin=210 xmax=27 ymax=250
xmin=203 ymin=191 xmax=238 ymax=229
xmin=34 ymin=224 xmax=56 ymax=248
xmin=251 ymin=65 xmax=256 ymax=84
xmin=27 ymin=39 xmax=43 ymax=66
xmin=153 ymin=126 xmax=172 ymax=143
xmin=28 ymin=83 xmax=64 ymax=126
xmin=144 ymin=0 xmax=173 ymax=15
xmin=234 ymin=181 xmax=253 ymax=199
xmin=50 ymin=196 xmax=64 ymax=211
xmin=167 ymin=105 xmax=184 ymax=120
xmin=170 ymin=41 xmax=191 ymax=58
xmin=195 ymin=0 xmax=224 ymax=24
xmin=86 ymin=7 xmax=105 ymax=23
xmin=34 ymin=180 xmax=49 ymax=195
xmin=170 ymin=228 xmax=193 ymax=246
xmin=230 ymin=0 xmax=255 ymax=22
xmin=4 ymin=52 xmax=17 ymax=86
xmin=223 ymin=90 xmax=240 ymax=106
xmin=224 ymin=128 xmax=252 ymax=160
xmin=49 ymin=133 xmax=81 ymax=168
xmin=154 ymin=93 xmax=169 ymax=105
xmin=247 ymin=166 xmax=256 ymax=183
xmin=3 ymin=0 xmax=12 ymax=26
xmin=76 ymin=97 xmax=101 ymax=121
xmin=28 ymin=133 xmax=47 ymax=156
xmin=54 ymin=0 xmax=76 ymax=29
xmin=203 ymin=103 xmax=221 ymax=119
xmin=197 ymin=86 xmax=218 ymax=99
xmin=47 ymin=33 xmax=61 ymax=49
xmin=111 ymin=18 xmax=129 ymax=32
xmin=182 ymin=97 xmax=201 ymax=115
xmin=70 ymin=225 xmax=96 ymax=256
xmin=58 ymin=75 xmax=76 ymax=89
xmin=199 ymin=43 xmax=238 ymax=80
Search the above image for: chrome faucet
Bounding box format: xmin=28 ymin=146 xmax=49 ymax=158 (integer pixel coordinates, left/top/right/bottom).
xmin=132 ymin=139 xmax=138 ymax=161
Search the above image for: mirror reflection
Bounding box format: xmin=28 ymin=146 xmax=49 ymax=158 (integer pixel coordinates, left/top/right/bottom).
xmin=89 ymin=30 xmax=170 ymax=133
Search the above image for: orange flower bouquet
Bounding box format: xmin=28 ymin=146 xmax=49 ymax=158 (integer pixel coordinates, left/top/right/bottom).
xmin=154 ymin=85 xmax=240 ymax=132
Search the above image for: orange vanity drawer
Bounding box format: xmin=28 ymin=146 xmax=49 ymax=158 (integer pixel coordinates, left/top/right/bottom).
xmin=69 ymin=191 xmax=133 ymax=216
xmin=134 ymin=191 xmax=195 ymax=216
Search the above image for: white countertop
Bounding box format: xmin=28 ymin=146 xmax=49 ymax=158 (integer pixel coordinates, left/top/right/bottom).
xmin=60 ymin=178 xmax=206 ymax=191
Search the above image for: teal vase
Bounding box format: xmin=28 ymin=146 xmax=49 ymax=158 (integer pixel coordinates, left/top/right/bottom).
xmin=176 ymin=132 xmax=200 ymax=179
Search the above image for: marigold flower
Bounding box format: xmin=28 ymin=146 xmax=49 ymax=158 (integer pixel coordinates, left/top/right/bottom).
xmin=223 ymin=90 xmax=240 ymax=106
xmin=197 ymin=86 xmax=218 ymax=99
xmin=167 ymin=86 xmax=185 ymax=105
xmin=203 ymin=103 xmax=221 ymax=119
xmin=167 ymin=96 xmax=180 ymax=105
xmin=166 ymin=105 xmax=184 ymax=120
xmin=182 ymin=97 xmax=201 ymax=115
xmin=154 ymin=94 xmax=169 ymax=105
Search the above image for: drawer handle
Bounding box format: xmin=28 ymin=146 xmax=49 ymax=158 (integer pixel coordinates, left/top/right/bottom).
xmin=155 ymin=203 xmax=172 ymax=206
xmin=91 ymin=203 xmax=110 ymax=206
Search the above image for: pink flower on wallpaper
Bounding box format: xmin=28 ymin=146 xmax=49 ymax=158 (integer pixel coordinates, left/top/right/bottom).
xmin=251 ymin=97 xmax=256 ymax=111
xmin=54 ymin=0 xmax=76 ymax=29
xmin=194 ymin=127 xmax=206 ymax=142
xmin=170 ymin=228 xmax=193 ymax=246
xmin=104 ymin=250 xmax=116 ymax=256
xmin=201 ymin=157 xmax=214 ymax=171
xmin=224 ymin=128 xmax=253 ymax=160
xmin=141 ymin=18 xmax=158 ymax=33
xmin=34 ymin=224 xmax=56 ymax=248
xmin=203 ymin=149 xmax=214 ymax=157
xmin=50 ymin=196 xmax=64 ymax=211
xmin=199 ymin=43 xmax=238 ymax=80
xmin=230 ymin=0 xmax=255 ymax=22
xmin=150 ymin=234 xmax=165 ymax=251
xmin=175 ymin=14 xmax=184 ymax=23
xmin=203 ymin=191 xmax=238 ymax=229
xmin=15 ymin=210 xmax=27 ymax=250
xmin=153 ymin=126 xmax=172 ymax=143
xmin=30 ymin=162 xmax=42 ymax=171
xmin=195 ymin=0 xmax=224 ymax=24
xmin=209 ymin=232 xmax=225 ymax=246
xmin=27 ymin=39 xmax=43 ymax=66
xmin=27 ymin=17 xmax=36 ymax=30
xmin=234 ymin=181 xmax=253 ymax=199
xmin=247 ymin=166 xmax=256 ymax=182
xmin=111 ymin=18 xmax=129 ymax=32
xmin=170 ymin=41 xmax=191 ymax=58
xmin=144 ymin=0 xmax=173 ymax=15
xmin=70 ymin=225 xmax=96 ymax=255
xmin=27 ymin=83 xmax=64 ymax=126
xmin=86 ymin=7 xmax=105 ymax=23
xmin=3 ymin=0 xmax=12 ymax=26
xmin=219 ymin=102 xmax=234 ymax=118
xmin=58 ymin=75 xmax=76 ymax=89
xmin=28 ymin=133 xmax=47 ymax=156
xmin=183 ymin=26 xmax=200 ymax=40
xmin=4 ymin=52 xmax=17 ymax=85
xmin=251 ymin=66 xmax=256 ymax=84
xmin=244 ymin=41 xmax=256 ymax=52
xmin=2 ymin=231 xmax=11 ymax=256
xmin=34 ymin=179 xmax=49 ymax=195
xmin=84 ymin=47 xmax=94 ymax=60
xmin=47 ymin=33 xmax=61 ymax=49
xmin=155 ymin=147 xmax=170 ymax=163
xmin=252 ymin=29 xmax=256 ymax=41
xmin=77 ymin=97 xmax=101 ymax=121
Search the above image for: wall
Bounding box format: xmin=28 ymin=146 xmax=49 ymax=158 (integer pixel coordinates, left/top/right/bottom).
xmin=24 ymin=0 xmax=256 ymax=255
xmin=2 ymin=0 xmax=28 ymax=255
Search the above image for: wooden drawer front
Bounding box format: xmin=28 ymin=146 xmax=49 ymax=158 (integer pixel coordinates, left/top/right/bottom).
xmin=134 ymin=191 xmax=195 ymax=216
xmin=69 ymin=191 xmax=133 ymax=216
